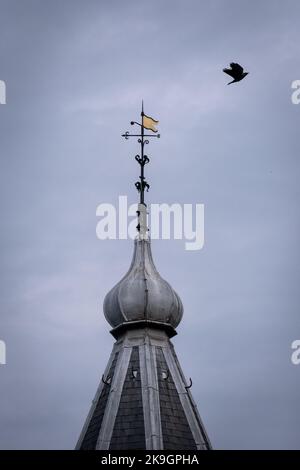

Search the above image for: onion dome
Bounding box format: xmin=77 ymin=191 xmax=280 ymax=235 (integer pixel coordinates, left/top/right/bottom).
xmin=103 ymin=237 xmax=183 ymax=338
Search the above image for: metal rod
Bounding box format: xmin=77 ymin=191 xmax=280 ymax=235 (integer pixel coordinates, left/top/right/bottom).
xmin=121 ymin=133 xmax=159 ymax=138
xmin=140 ymin=102 xmax=144 ymax=205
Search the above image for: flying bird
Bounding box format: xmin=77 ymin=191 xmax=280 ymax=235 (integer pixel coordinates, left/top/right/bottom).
xmin=223 ymin=62 xmax=248 ymax=85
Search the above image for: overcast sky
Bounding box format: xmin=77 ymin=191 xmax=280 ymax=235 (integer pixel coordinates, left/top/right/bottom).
xmin=0 ymin=0 xmax=300 ymax=449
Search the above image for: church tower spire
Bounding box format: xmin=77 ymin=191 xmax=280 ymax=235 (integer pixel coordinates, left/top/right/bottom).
xmin=76 ymin=105 xmax=212 ymax=450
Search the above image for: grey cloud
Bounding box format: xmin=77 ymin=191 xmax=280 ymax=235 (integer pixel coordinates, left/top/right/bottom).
xmin=0 ymin=0 xmax=299 ymax=449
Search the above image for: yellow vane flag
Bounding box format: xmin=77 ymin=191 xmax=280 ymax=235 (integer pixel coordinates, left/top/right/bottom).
xmin=142 ymin=114 xmax=159 ymax=133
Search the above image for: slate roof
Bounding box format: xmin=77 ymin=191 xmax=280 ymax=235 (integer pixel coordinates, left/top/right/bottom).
xmin=109 ymin=347 xmax=145 ymax=450
xmin=79 ymin=352 xmax=119 ymax=450
xmin=156 ymin=347 xmax=197 ymax=450
xmin=77 ymin=334 xmax=211 ymax=450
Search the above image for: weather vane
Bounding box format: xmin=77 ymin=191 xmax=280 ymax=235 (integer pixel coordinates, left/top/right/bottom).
xmin=122 ymin=101 xmax=160 ymax=207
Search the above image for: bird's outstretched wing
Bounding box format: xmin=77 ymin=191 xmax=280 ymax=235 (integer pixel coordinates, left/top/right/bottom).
xmin=223 ymin=67 xmax=236 ymax=78
xmin=230 ymin=62 xmax=244 ymax=73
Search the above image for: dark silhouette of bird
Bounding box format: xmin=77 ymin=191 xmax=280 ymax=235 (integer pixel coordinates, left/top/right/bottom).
xmin=223 ymin=62 xmax=248 ymax=85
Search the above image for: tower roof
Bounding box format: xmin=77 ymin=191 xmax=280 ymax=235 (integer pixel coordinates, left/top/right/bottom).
xmin=76 ymin=105 xmax=212 ymax=450
xmin=103 ymin=236 xmax=183 ymax=338
xmin=104 ymin=104 xmax=182 ymax=338
xmin=76 ymin=327 xmax=212 ymax=450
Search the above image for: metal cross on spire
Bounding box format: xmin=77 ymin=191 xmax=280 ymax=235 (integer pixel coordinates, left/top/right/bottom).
xmin=122 ymin=101 xmax=160 ymax=207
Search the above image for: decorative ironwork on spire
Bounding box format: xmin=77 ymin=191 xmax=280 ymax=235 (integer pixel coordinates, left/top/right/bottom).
xmin=122 ymin=102 xmax=160 ymax=207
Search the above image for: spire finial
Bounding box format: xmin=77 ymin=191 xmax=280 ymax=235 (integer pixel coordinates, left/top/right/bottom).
xmin=122 ymin=105 xmax=160 ymax=236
